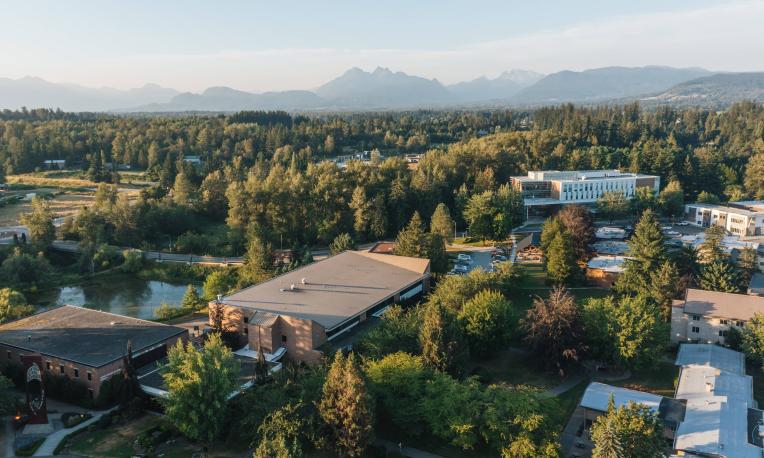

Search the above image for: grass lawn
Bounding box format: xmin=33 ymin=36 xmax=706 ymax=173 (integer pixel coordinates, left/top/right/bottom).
xmin=467 ymin=348 xmax=562 ymax=390
xmin=610 ymin=360 xmax=678 ymax=397
xmin=62 ymin=414 xmax=245 ymax=458
xmin=510 ymin=263 xmax=611 ymax=310
xmin=548 ymin=379 xmax=590 ymax=433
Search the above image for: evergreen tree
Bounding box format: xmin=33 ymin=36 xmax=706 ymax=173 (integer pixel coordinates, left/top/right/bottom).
xmin=463 ymin=191 xmax=495 ymax=243
xmin=659 ymin=180 xmax=684 ymax=219
xmin=591 ymin=398 xmax=665 ymax=458
xmin=172 ymin=171 xmax=196 ymax=206
xmin=181 ymin=284 xmax=203 ymax=310
xmin=430 ymin=203 xmax=454 ymax=241
xmin=318 ymin=352 xmax=373 ymax=458
xmin=615 ymin=209 xmax=665 ymax=295
xmin=394 ymin=212 xmax=427 ymax=258
xmin=647 ymin=261 xmax=680 ymax=320
xmin=738 ymin=246 xmax=758 ymax=287
xmin=240 ymin=236 xmax=273 ymax=285
xmin=458 ymin=289 xmax=515 ymax=356
xmin=349 ymin=186 xmax=370 ymax=239
xmin=696 ymin=191 xmax=720 ymax=204
xmin=744 ymin=152 xmax=764 ymax=199
xmin=699 ymin=260 xmax=741 ymax=293
xmin=368 ymin=194 xmax=388 ymax=239
xmin=419 ymin=302 xmax=468 ymax=376
xmin=545 ymin=231 xmax=579 ymax=285
xmin=540 ymin=216 xmax=565 ymax=259
xmin=698 ymin=225 xmax=726 ymax=264
xmin=329 ymin=233 xmax=356 ymax=255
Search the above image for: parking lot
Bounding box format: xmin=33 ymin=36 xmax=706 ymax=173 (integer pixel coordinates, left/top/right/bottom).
xmin=449 ymin=245 xmax=510 ymax=275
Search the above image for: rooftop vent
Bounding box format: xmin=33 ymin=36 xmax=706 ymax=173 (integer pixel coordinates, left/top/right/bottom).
xmin=301 ymin=278 xmax=307 ymax=285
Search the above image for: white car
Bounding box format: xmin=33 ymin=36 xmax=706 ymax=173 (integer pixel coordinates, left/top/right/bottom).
xmin=676 ymin=221 xmax=689 ymax=226
xmin=457 ymin=253 xmax=473 ymax=263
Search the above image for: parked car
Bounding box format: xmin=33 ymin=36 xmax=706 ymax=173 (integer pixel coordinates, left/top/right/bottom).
xmin=457 ymin=253 xmax=473 ymax=263
xmin=676 ymin=221 xmax=689 ymax=226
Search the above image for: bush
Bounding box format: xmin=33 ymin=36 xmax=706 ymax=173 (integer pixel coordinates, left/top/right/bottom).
xmin=121 ymin=250 xmax=144 ymax=273
xmin=15 ymin=438 xmax=44 ymax=456
xmin=62 ymin=412 xmax=92 ymax=428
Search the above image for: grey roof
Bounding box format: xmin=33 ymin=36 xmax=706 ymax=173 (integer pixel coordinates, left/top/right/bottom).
xmin=0 ymin=305 xmax=187 ymax=368
xmin=222 ymin=251 xmax=430 ymax=330
xmin=749 ymin=272 xmax=764 ymax=296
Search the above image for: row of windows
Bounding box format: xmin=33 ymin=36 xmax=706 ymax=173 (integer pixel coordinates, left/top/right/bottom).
xmin=5 ymin=350 xmax=92 ymax=381
xmin=690 ymin=315 xmax=745 ymax=327
xmin=690 ymin=327 xmax=728 ymax=336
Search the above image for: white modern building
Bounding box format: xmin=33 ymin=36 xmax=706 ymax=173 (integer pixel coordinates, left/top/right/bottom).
xmin=684 ymin=201 xmax=764 ymax=236
xmin=510 ymin=169 xmax=660 ymax=216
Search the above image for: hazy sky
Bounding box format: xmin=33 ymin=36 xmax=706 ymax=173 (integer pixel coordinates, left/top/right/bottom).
xmin=2 ymin=0 xmax=763 ymax=92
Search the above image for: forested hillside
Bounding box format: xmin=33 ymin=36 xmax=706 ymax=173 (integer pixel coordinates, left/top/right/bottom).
xmin=1 ymin=103 xmax=764 ymax=254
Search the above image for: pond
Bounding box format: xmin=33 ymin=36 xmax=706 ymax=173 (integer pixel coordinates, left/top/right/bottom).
xmin=31 ymin=276 xmax=198 ymax=320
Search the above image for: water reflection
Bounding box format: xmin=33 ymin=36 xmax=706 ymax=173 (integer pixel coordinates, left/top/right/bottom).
xmin=33 ymin=276 xmax=196 ymax=320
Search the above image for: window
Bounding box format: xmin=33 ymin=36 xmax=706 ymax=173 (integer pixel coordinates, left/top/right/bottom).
xmin=692 ymin=315 xmax=700 ymax=321
xmin=87 ymin=371 xmax=92 ymax=381
xmin=692 ymin=326 xmax=700 ymax=333
xmin=243 ymin=317 xmax=249 ymax=324
xmin=737 ymin=321 xmax=745 ymax=327
xmin=59 ymin=364 xmax=65 ymax=374
xmin=244 ymin=327 xmax=249 ymax=335
xmin=6 ymin=351 xmax=10 ymax=360
xmin=46 ymin=361 xmax=51 ymax=370
xmin=720 ymin=319 xmax=729 ymax=325
xmin=719 ymin=330 xmax=728 ymax=337
xmin=73 ymin=368 xmax=79 ymax=378
xmin=281 ymin=335 xmax=287 ymax=343
xmin=88 ymin=389 xmax=94 ymax=399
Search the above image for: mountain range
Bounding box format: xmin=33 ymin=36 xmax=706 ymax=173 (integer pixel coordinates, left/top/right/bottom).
xmin=2 ymin=66 xmax=764 ymax=112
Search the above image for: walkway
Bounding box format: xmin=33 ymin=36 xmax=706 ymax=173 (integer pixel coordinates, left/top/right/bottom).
xmin=541 ymin=374 xmax=587 ymax=398
xmin=375 ymin=439 xmax=444 ymax=458
xmin=33 ymin=406 xmax=119 ymax=457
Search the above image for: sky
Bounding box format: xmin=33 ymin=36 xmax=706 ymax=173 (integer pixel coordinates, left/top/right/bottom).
xmin=1 ymin=0 xmax=763 ymax=92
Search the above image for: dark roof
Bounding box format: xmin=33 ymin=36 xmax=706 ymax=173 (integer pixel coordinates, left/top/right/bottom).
xmin=0 ymin=305 xmax=188 ymax=368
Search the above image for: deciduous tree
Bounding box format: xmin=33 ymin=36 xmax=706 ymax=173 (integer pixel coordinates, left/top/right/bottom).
xmin=163 ymin=333 xmax=239 ymax=442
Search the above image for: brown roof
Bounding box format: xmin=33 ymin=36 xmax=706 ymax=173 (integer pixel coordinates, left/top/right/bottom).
xmin=679 ymin=288 xmax=764 ymax=321
xmin=221 ymin=251 xmax=430 ymax=329
xmin=369 ymin=241 xmax=396 ymax=255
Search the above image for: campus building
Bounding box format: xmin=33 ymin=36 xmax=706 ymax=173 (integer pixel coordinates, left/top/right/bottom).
xmin=569 ymin=345 xmax=763 ymax=457
xmin=684 ymin=200 xmax=764 ymax=236
xmin=509 ymin=169 xmax=660 ymax=216
xmin=212 ymin=250 xmax=431 ymax=364
xmin=0 ymin=306 xmax=188 ymax=398
xmin=670 ymin=289 xmax=764 ymax=345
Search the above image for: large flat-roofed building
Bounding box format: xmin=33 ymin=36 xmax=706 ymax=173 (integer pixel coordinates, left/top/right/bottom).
xmin=510 ymin=169 xmax=659 ymax=216
xmin=684 ymin=200 xmax=764 ymax=236
xmin=214 ymin=251 xmax=430 ymax=363
xmin=670 ymin=289 xmax=764 ymax=345
xmin=0 ymin=306 xmax=188 ymax=398
xmin=673 ymin=344 xmax=764 ymax=457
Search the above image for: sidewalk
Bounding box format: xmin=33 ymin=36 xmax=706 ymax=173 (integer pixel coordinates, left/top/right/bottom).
xmin=375 ymin=439 xmax=444 ymax=458
xmin=33 ymin=406 xmax=119 ymax=457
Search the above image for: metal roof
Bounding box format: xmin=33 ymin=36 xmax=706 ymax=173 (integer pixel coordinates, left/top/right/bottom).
xmin=580 ymin=382 xmax=663 ymax=414
xmin=679 ymin=289 xmax=764 ymax=322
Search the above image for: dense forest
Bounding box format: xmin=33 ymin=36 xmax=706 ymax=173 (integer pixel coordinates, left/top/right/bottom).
xmin=1 ymin=103 xmax=764 ymax=256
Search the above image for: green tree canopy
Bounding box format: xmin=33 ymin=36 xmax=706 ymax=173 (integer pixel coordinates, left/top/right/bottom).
xmin=0 ymin=288 xmax=33 ymax=324
xmin=659 ymin=180 xmax=684 ymax=218
xmin=20 ymin=196 xmax=55 ymax=250
xmin=545 ymin=231 xmax=580 ymax=285
xmin=162 ymin=333 xmax=240 ymax=442
xmin=420 ymin=301 xmax=468 ymax=376
xmin=558 ymin=204 xmax=595 ymax=260
xmin=591 ymin=398 xmax=665 ymax=458
xmin=430 ymin=203 xmax=454 ymax=241
xmin=699 ymin=260 xmax=741 ymax=293
xmin=595 ymin=191 xmax=629 ymax=223
xmin=318 ymin=352 xmax=373 ymax=458
xmin=329 ymin=232 xmax=356 ymax=255
xmin=458 ymin=289 xmax=516 ymax=356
